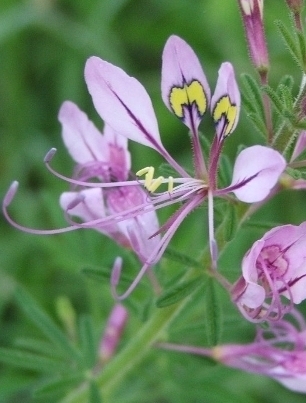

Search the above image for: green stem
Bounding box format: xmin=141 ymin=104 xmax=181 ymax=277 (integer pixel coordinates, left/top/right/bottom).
xmin=60 ymin=279 xmax=196 ymax=403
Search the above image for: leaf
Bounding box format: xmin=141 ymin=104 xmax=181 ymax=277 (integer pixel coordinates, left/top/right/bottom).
xmin=204 ymin=278 xmax=223 ymax=347
xmin=81 ymin=266 xmax=133 ymax=285
xmin=156 ymin=277 xmax=202 ymax=308
xmin=243 ymin=110 xmax=267 ymax=140
xmin=277 ymin=74 xmax=294 ymax=92
xmin=0 ymin=347 xmax=68 ymax=373
xmin=275 ymin=19 xmax=302 ymax=69
xmin=262 ymin=85 xmax=285 ymax=117
xmin=78 ymin=315 xmax=97 ymax=369
xmin=14 ymin=337 xmax=62 ymax=358
xmin=163 ymin=247 xmax=203 ymax=269
xmin=287 ymin=165 xmax=306 ymax=179
xmin=15 ymin=288 xmax=81 ymax=361
xmin=278 ymin=84 xmax=293 ymax=111
xmin=34 ymin=372 xmax=85 ymax=398
xmin=242 ymin=220 xmax=282 ymax=230
xmin=241 ymin=73 xmax=265 ymax=121
xmin=223 ymin=203 xmax=238 ymax=242
xmin=90 ymin=381 xmax=103 ymax=403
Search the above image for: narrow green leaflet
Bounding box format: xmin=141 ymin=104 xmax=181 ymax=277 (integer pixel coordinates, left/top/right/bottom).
xmin=78 ymin=314 xmax=98 ymax=369
xmin=204 ymin=278 xmax=223 ymax=347
xmin=223 ymin=204 xmax=238 ymax=243
xmin=89 ymin=381 xmax=103 ymax=403
xmin=15 ymin=287 xmax=81 ymax=361
xmin=241 ymin=73 xmax=265 ymax=121
xmin=14 ymin=337 xmax=62 ymax=358
xmin=163 ymin=247 xmax=203 ymax=269
xmin=275 ymin=19 xmax=302 ymax=69
xmin=0 ymin=347 xmax=68 ymax=373
xmin=156 ymin=277 xmax=202 ymax=308
xmin=34 ymin=372 xmax=86 ymax=398
xmin=81 ymin=266 xmax=133 ymax=285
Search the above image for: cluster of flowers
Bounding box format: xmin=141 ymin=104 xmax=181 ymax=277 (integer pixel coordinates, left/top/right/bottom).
xmin=3 ymin=0 xmax=306 ymax=393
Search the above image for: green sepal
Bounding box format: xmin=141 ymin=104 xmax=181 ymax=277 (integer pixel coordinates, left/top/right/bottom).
xmin=204 ymin=278 xmax=223 ymax=347
xmin=156 ymin=276 xmax=202 ymax=308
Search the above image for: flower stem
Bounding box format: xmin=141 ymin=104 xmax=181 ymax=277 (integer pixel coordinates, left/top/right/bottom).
xmin=60 ymin=279 xmax=195 ymax=403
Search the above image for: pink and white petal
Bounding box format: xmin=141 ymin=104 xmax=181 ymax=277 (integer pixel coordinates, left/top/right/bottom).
xmin=231 ymin=145 xmax=286 ymax=203
xmin=58 ymin=101 xmax=107 ymax=164
xmin=283 ymin=267 xmax=306 ymax=304
xmin=85 ymin=57 xmax=165 ymax=154
xmin=103 ymin=124 xmax=131 ymax=176
xmin=211 ymin=62 xmax=240 ymax=137
xmin=262 ymin=223 xmax=306 ymax=270
xmin=59 ymin=188 xmax=106 ymax=222
xmin=241 ymin=239 xmax=264 ymax=282
xmin=272 ymin=360 xmax=306 ymax=393
xmin=161 ymin=35 xmax=211 ymax=123
xmin=236 ymin=281 xmax=266 ymax=309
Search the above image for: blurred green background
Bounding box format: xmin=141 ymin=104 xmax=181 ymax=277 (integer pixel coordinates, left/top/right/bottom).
xmin=1 ymin=0 xmax=306 ymax=402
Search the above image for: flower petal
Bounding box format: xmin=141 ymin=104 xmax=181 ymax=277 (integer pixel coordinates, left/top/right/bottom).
xmin=85 ymin=56 xmax=165 ymax=154
xmin=58 ymin=101 xmax=107 ymax=164
xmin=60 ymin=189 xmax=130 ymax=248
xmin=161 ymin=35 xmax=211 ymax=131
xmin=211 ymin=62 xmax=240 ymax=140
xmin=230 ymin=145 xmax=286 ymax=202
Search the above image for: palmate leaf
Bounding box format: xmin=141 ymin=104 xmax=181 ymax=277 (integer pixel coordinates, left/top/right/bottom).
xmin=81 ymin=263 xmax=135 ymax=286
xmin=78 ymin=314 xmax=98 ymax=369
xmin=14 ymin=337 xmax=63 ymax=358
xmin=275 ymin=19 xmax=303 ymax=69
xmin=163 ymin=247 xmax=203 ymax=269
xmin=15 ymin=288 xmax=81 ymax=362
xmin=156 ymin=277 xmax=203 ymax=308
xmin=240 ymin=73 xmax=265 ymax=121
xmin=204 ymin=278 xmax=223 ymax=347
xmin=89 ymin=381 xmax=103 ymax=403
xmin=0 ymin=347 xmax=68 ymax=373
xmin=34 ymin=371 xmax=86 ymax=398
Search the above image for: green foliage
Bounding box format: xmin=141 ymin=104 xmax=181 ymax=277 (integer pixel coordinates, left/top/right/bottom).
xmin=204 ymin=278 xmax=223 ymax=346
xmin=156 ymin=277 xmax=203 ymax=308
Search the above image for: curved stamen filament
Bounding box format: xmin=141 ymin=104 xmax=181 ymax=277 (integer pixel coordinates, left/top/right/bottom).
xmin=111 ymin=194 xmax=204 ymax=300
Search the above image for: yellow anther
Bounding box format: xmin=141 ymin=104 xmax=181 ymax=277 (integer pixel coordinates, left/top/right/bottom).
xmin=136 ymin=166 xmax=175 ymax=194
xmin=147 ymin=176 xmax=164 ymax=193
xmin=144 ymin=168 xmax=155 ymax=190
xmin=136 ymin=167 xmax=153 ymax=176
xmin=168 ymin=176 xmax=174 ymax=193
